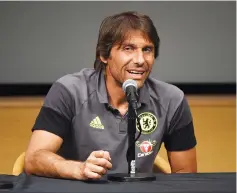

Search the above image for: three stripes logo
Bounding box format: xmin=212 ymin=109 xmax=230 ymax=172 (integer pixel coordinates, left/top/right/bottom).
xmin=89 ymin=116 xmax=104 ymax=129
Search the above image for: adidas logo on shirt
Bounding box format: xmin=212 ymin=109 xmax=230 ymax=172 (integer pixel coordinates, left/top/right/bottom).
xmin=89 ymin=116 xmax=104 ymax=129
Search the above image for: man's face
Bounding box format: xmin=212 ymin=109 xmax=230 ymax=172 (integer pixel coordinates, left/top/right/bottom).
xmin=101 ymin=30 xmax=155 ymax=89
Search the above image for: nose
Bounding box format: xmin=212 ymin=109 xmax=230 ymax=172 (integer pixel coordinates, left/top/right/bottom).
xmin=133 ymin=50 xmax=145 ymax=66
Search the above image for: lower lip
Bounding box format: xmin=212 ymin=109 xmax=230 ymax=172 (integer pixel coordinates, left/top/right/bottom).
xmin=126 ymin=71 xmax=144 ymax=79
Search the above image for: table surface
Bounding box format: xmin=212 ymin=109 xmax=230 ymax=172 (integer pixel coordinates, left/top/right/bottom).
xmin=0 ymin=172 xmax=236 ymax=193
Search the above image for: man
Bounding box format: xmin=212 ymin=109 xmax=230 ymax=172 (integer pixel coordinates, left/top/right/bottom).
xmin=24 ymin=11 xmax=197 ymax=180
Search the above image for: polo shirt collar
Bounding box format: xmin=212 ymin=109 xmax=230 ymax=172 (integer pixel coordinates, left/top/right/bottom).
xmin=138 ymin=81 xmax=150 ymax=105
xmin=96 ymin=69 xmax=109 ymax=104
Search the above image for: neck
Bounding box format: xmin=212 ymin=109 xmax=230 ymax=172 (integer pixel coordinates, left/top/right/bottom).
xmin=104 ymin=70 xmax=128 ymax=114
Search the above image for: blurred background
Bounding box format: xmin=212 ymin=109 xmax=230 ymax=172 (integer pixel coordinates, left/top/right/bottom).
xmin=0 ymin=1 xmax=235 ymax=174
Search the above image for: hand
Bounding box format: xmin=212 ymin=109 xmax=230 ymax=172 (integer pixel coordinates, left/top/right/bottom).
xmin=80 ymin=150 xmax=112 ymax=180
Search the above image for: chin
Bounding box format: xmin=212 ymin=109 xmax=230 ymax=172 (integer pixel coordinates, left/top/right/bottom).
xmin=136 ymin=80 xmax=145 ymax=89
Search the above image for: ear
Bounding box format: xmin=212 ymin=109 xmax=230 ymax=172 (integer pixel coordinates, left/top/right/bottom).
xmin=100 ymin=56 xmax=108 ymax=64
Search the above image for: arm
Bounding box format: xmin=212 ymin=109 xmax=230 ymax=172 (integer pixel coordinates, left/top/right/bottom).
xmin=154 ymin=154 xmax=171 ymax=174
xmin=25 ymin=130 xmax=112 ymax=180
xmin=25 ymin=81 xmax=111 ymax=180
xmin=167 ymin=147 xmax=197 ymax=173
xmin=24 ymin=130 xmax=83 ymax=179
xmin=164 ymin=97 xmax=197 ymax=173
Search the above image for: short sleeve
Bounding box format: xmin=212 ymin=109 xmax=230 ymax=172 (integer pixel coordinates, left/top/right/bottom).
xmin=32 ymin=82 xmax=74 ymax=139
xmin=163 ymin=97 xmax=197 ymax=151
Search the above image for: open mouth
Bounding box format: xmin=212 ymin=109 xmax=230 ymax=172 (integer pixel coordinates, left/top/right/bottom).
xmin=127 ymin=70 xmax=144 ymax=75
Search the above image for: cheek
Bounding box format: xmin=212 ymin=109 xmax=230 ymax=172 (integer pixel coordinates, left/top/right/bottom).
xmin=111 ymin=56 xmax=130 ymax=71
xmin=116 ymin=53 xmax=129 ymax=63
xmin=146 ymin=58 xmax=155 ymax=70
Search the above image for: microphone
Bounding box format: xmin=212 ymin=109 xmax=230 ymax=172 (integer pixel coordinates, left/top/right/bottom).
xmin=122 ymin=79 xmax=138 ymax=110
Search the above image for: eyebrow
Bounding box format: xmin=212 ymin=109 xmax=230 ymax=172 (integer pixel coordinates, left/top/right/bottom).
xmin=121 ymin=43 xmax=154 ymax=48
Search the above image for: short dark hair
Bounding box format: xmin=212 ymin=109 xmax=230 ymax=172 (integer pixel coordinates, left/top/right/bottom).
xmin=94 ymin=11 xmax=160 ymax=71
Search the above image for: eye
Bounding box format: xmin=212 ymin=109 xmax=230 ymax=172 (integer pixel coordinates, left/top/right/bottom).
xmin=143 ymin=47 xmax=153 ymax=53
xmin=123 ymin=46 xmax=134 ymax=51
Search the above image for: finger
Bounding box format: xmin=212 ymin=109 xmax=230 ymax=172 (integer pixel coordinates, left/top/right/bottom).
xmin=92 ymin=157 xmax=112 ymax=169
xmin=103 ymin=151 xmax=111 ymax=161
xmin=87 ymin=156 xmax=112 ymax=169
xmin=92 ymin=150 xmax=105 ymax=158
xmin=87 ymin=164 xmax=107 ymax=175
xmin=84 ymin=167 xmax=102 ymax=179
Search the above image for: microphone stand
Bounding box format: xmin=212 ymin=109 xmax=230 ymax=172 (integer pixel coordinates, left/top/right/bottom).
xmin=127 ymin=103 xmax=137 ymax=175
xmin=107 ymin=104 xmax=156 ymax=182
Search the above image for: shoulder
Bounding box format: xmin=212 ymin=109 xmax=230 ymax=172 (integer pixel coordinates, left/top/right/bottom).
xmin=45 ymin=68 xmax=98 ymax=106
xmin=56 ymin=68 xmax=96 ymax=90
xmin=146 ymin=76 xmax=184 ymax=112
xmin=56 ymin=68 xmax=97 ymax=96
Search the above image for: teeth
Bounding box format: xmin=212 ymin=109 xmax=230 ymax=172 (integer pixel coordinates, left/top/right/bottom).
xmin=128 ymin=71 xmax=143 ymax=74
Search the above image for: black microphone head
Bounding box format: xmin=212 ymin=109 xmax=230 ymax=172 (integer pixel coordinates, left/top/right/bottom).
xmin=122 ymin=79 xmax=138 ymax=93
